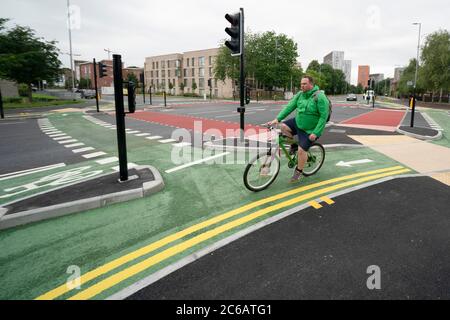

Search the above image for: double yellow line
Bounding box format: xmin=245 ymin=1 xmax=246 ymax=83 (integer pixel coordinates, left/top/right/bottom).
xmin=36 ymin=165 xmax=410 ymax=300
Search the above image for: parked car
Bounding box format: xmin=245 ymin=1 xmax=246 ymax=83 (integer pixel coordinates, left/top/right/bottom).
xmin=346 ymin=93 xmax=357 ymax=101
xmin=80 ymin=89 xmax=96 ymax=99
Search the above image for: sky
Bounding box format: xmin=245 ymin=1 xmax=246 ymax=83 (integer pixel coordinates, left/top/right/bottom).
xmin=1 ymin=0 xmax=449 ymax=85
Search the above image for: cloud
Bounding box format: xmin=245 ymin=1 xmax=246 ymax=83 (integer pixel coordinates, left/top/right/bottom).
xmin=1 ymin=0 xmax=449 ymax=84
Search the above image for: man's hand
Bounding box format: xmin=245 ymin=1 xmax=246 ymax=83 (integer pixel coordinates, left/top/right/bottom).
xmin=309 ymin=134 xmax=317 ymax=142
xmin=266 ymin=119 xmax=279 ymax=127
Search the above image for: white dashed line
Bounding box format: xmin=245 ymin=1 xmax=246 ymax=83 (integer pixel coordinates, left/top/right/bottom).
xmin=72 ymin=147 xmax=95 ymax=153
xmin=53 ymin=136 xmax=72 ymax=141
xmin=135 ymin=133 xmax=151 ymax=137
xmin=146 ymin=136 xmax=163 ymax=140
xmin=82 ymin=151 xmax=107 ymax=159
xmin=58 ymin=139 xmax=78 ymax=144
xmin=65 ymin=143 xmax=85 ymax=148
xmin=96 ymin=157 xmax=119 ymax=165
xmin=126 ymin=131 xmax=140 ymax=134
xmin=49 ymin=133 xmax=68 ymax=138
xmin=112 ymin=163 xmax=138 ymax=171
xmin=158 ymin=139 xmax=177 ymax=144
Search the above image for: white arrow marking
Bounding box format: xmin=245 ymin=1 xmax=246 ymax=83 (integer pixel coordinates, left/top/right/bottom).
xmin=336 ymin=159 xmax=374 ymax=167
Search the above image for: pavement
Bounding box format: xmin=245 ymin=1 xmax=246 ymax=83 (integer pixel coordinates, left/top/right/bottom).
xmin=126 ymin=176 xmax=450 ymax=300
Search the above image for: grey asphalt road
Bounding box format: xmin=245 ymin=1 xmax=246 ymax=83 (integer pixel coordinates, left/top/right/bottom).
xmin=127 ymin=176 xmax=450 ymax=300
xmin=0 ymin=119 xmax=86 ymax=174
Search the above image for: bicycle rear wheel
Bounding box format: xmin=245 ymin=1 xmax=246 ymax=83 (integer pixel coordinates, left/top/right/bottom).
xmin=244 ymin=152 xmax=281 ymax=192
xmin=302 ymin=143 xmax=325 ymax=177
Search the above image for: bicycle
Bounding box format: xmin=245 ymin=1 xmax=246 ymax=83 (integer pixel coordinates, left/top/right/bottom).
xmin=243 ymin=125 xmax=326 ymax=192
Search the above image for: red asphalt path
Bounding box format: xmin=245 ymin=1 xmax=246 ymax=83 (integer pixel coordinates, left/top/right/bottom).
xmin=339 ymin=109 xmax=406 ymax=132
xmin=128 ymin=110 xmax=267 ymax=137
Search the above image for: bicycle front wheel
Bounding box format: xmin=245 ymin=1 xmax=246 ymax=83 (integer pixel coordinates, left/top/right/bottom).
xmin=244 ymin=152 xmax=281 ymax=192
xmin=303 ymin=143 xmax=325 ymax=177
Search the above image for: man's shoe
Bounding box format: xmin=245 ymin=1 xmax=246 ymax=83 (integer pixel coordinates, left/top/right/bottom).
xmin=290 ymin=167 xmax=303 ymax=183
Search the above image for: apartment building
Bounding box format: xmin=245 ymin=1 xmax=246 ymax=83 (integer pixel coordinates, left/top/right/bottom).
xmin=323 ymin=51 xmax=352 ymax=83
xmin=358 ymin=65 xmax=370 ymax=88
xmin=144 ymin=48 xmax=234 ymax=98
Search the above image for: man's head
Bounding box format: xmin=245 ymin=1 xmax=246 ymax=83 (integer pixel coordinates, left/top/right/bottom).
xmin=300 ymin=76 xmax=315 ymax=92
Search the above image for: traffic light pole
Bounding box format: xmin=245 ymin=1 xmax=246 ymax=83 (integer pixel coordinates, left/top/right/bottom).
xmin=93 ymin=58 xmax=100 ymax=113
xmin=113 ymin=54 xmax=129 ymax=182
xmin=0 ymin=88 xmax=4 ymax=119
xmin=238 ymin=8 xmax=245 ymax=142
xmin=141 ymin=73 xmax=146 ymax=104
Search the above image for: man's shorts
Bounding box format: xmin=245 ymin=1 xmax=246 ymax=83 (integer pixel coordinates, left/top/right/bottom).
xmin=283 ymin=118 xmax=315 ymax=151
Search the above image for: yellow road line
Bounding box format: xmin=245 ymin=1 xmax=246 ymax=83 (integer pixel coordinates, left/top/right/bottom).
xmin=320 ymin=197 xmax=335 ymax=205
xmin=67 ymin=168 xmax=411 ymax=300
xmin=35 ymin=165 xmax=406 ymax=300
xmin=309 ymin=201 xmax=323 ymax=209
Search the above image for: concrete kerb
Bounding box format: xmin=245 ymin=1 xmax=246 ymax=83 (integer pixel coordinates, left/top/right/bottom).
xmin=0 ymin=165 xmax=164 ymax=231
xmin=396 ymin=126 xmax=443 ymax=141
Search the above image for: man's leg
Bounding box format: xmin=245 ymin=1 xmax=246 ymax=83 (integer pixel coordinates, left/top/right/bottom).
xmin=297 ymin=147 xmax=308 ymax=171
xmin=280 ymin=123 xmax=294 ymax=139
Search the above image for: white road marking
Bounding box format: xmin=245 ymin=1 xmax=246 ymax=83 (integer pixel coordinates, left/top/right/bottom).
xmin=53 ymin=136 xmax=72 ymax=141
xmin=58 ymin=139 xmax=78 ymax=144
xmin=65 ymin=143 xmax=85 ymax=148
xmin=96 ymin=157 xmax=119 ymax=165
xmin=49 ymin=133 xmax=68 ymax=138
xmin=336 ymin=159 xmax=374 ymax=167
xmin=146 ymin=136 xmax=163 ymax=140
xmin=45 ymin=131 xmax=61 ymax=135
xmin=135 ymin=133 xmax=151 ymax=137
xmin=126 ymin=131 xmax=140 ymax=134
xmin=72 ymin=147 xmax=95 ymax=153
xmin=158 ymin=139 xmax=177 ymax=143
xmin=112 ymin=163 xmax=138 ymax=171
xmin=0 ymin=163 xmax=66 ymax=181
xmin=82 ymin=152 xmax=107 ymax=159
xmin=165 ymin=152 xmax=230 ymax=174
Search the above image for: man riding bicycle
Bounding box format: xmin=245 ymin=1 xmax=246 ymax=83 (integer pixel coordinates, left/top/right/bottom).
xmin=267 ymin=76 xmax=330 ymax=183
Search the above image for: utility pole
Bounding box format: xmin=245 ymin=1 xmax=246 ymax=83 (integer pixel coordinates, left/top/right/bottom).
xmin=66 ymin=0 xmax=76 ymax=99
xmin=411 ymin=22 xmax=422 ymax=128
xmin=0 ymin=88 xmax=4 ymax=119
xmin=104 ymin=48 xmax=113 ymax=60
xmin=93 ymin=58 xmax=100 ymax=112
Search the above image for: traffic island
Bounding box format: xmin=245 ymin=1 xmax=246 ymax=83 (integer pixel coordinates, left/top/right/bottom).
xmin=397 ymin=126 xmax=442 ymax=141
xmin=0 ymin=165 xmax=164 ymax=230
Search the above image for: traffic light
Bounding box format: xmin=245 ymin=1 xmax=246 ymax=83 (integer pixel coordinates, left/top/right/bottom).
xmin=208 ymin=78 xmax=212 ymax=88
xmin=140 ymin=72 xmax=145 ymax=84
xmin=127 ymin=81 xmax=136 ymax=114
xmin=245 ymin=85 xmax=250 ymax=105
xmin=225 ymin=11 xmax=242 ymax=56
xmin=98 ymin=62 xmax=108 ymax=78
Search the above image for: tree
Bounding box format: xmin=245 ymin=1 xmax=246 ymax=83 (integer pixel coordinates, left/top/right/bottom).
xmin=126 ymin=73 xmax=138 ymax=85
xmin=79 ymin=77 xmax=91 ymax=89
xmin=306 ymin=60 xmax=321 ymax=73
xmin=179 ymin=82 xmax=185 ymax=94
xmin=191 ymin=80 xmax=197 ymax=93
xmin=398 ymin=59 xmax=425 ymax=98
xmin=0 ymin=19 xmax=62 ymax=102
xmin=214 ymin=31 xmax=299 ymax=92
xmin=420 ymin=30 xmax=450 ymax=102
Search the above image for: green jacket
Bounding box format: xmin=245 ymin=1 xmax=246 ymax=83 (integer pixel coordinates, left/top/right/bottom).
xmin=277 ymin=85 xmax=329 ymax=137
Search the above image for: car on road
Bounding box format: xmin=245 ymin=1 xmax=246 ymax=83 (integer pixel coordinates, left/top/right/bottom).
xmin=79 ymin=89 xmax=96 ymax=99
xmin=346 ymin=93 xmax=357 ymax=101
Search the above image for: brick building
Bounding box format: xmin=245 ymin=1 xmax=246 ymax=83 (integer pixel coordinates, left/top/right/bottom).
xmin=144 ymin=48 xmax=234 ymax=98
xmin=358 ymin=65 xmax=370 ymax=88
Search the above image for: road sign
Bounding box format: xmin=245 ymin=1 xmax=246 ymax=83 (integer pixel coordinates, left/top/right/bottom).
xmin=407 ymin=81 xmax=413 ymax=86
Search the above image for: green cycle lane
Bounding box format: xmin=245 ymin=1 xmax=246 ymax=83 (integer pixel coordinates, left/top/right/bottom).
xmin=421 ymin=108 xmax=450 ymax=148
xmin=0 ymin=111 xmax=414 ymax=299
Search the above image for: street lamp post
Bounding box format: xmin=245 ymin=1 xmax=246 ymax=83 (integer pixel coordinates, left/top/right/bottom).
xmin=66 ymin=0 xmax=75 ymax=99
xmin=411 ymin=22 xmax=421 ymax=128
